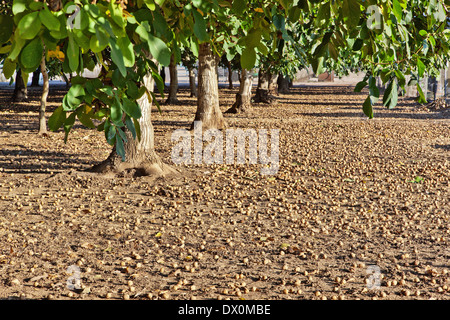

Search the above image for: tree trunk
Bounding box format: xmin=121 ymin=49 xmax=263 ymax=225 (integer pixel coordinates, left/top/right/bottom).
xmin=12 ymin=69 xmax=28 ymax=102
xmin=227 ymin=60 xmax=233 ymax=89
xmin=225 ymin=69 xmax=253 ymax=114
xmin=61 ymin=72 xmax=70 ymax=89
xmin=269 ymin=72 xmax=279 ymax=96
xmin=31 ymin=67 xmax=41 ymax=87
xmin=277 ymin=73 xmax=290 ymax=94
xmin=165 ymin=54 xmax=179 ymax=104
xmin=191 ymin=42 xmax=226 ymax=131
xmin=48 ymin=0 xmax=62 ymax=12
xmin=254 ymin=69 xmax=278 ymax=103
xmin=254 ymin=69 xmax=270 ymax=103
xmin=91 ymin=72 xmax=174 ymax=177
xmin=188 ymin=67 xmax=197 ymax=97
xmin=160 ymin=66 xmax=166 ymax=86
xmin=39 ymin=56 xmax=49 ymax=135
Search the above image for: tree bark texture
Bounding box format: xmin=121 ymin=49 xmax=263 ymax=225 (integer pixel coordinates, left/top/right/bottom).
xmin=254 ymin=69 xmax=278 ymax=104
xmin=226 ymin=69 xmax=253 ymax=114
xmin=12 ymin=69 xmax=28 ymax=102
xmin=165 ymin=54 xmax=179 ymax=104
xmin=191 ymin=42 xmax=226 ymax=131
xmin=47 ymin=0 xmax=62 ymax=12
xmin=91 ymin=73 xmax=173 ymax=177
xmin=188 ymin=67 xmax=197 ymax=97
xmin=227 ymin=60 xmax=233 ymax=89
xmin=277 ymin=73 xmax=290 ymax=94
xmin=39 ymin=56 xmax=49 ymax=134
xmin=31 ymin=67 xmax=41 ymax=87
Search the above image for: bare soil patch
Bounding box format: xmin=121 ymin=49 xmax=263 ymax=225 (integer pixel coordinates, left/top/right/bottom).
xmin=0 ymin=84 xmax=449 ymax=300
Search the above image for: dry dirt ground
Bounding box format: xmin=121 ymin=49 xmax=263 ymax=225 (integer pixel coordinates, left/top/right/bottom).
xmin=0 ymin=83 xmax=449 ymax=301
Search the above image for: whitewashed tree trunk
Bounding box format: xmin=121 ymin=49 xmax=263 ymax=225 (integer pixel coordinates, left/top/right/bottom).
xmin=191 ymin=42 xmax=226 ymax=130
xmin=92 ymin=70 xmax=173 ymax=176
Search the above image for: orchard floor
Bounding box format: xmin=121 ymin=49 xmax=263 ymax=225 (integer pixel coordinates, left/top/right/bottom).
xmin=0 ymin=83 xmax=449 ymax=301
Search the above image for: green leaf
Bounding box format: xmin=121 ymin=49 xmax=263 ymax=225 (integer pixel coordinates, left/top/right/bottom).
xmin=383 ymin=79 xmax=398 ymax=110
xmin=48 ymin=105 xmax=66 ymax=131
xmin=417 ymin=58 xmax=425 ymax=78
xmin=342 ymin=0 xmax=360 ymax=30
xmin=109 ymin=37 xmax=126 ymax=77
xmin=121 ymin=98 xmax=142 ymax=119
xmin=90 ymin=34 xmax=108 ymax=53
xmin=368 ymin=76 xmax=379 ymax=104
xmin=435 ymin=3 xmax=446 ymax=22
xmin=311 ymin=56 xmax=325 ymax=75
xmin=109 ymin=0 xmax=125 ymax=28
xmin=256 ymin=41 xmax=268 ymax=56
xmin=19 ymin=38 xmax=43 ymax=71
xmin=273 ymin=14 xmax=285 ymax=31
xmin=112 ymin=68 xmax=126 ymax=88
xmin=29 ymin=1 xmax=44 ymax=10
xmin=190 ymin=37 xmax=199 ymax=57
xmin=12 ymin=0 xmax=28 ymax=15
xmin=8 ymin=33 xmax=26 ymax=61
xmin=143 ymin=0 xmax=156 ymax=11
xmin=416 ymin=83 xmax=427 ymax=104
xmin=125 ymin=116 xmax=137 ymax=140
xmin=147 ymin=34 xmax=171 ymax=66
xmin=232 ymin=0 xmax=247 ymax=16
xmin=126 ymin=81 xmax=140 ymax=100
xmin=66 ymin=84 xmax=85 ymax=110
xmin=73 ymin=29 xmax=90 ymax=50
xmin=136 ymin=24 xmax=149 ymax=42
xmin=152 ymin=71 xmax=165 ymax=96
xmin=116 ymin=134 xmax=126 ymax=162
xmin=111 ymin=97 xmax=124 ymax=125
xmin=49 ymin=14 xmax=68 ymax=40
xmin=0 ymin=15 xmax=14 ymax=45
xmin=95 ymin=27 xmax=110 ymax=48
xmin=67 ymin=33 xmax=79 ymax=72
xmin=241 ymin=46 xmax=256 ymax=70
xmin=354 ymin=81 xmax=367 ymax=92
xmin=116 ymin=36 xmax=135 ymax=68
xmin=18 ymin=12 xmax=42 ymax=40
xmin=288 ymin=6 xmax=302 ymax=22
xmin=117 ymin=127 xmax=127 ymax=142
xmin=0 ymin=44 xmax=11 ymax=54
xmin=64 ymin=113 xmax=77 ymax=143
xmin=192 ymin=9 xmax=208 ymax=42
xmin=363 ymin=96 xmax=374 ymax=119
xmin=105 ymin=121 xmax=116 ymax=144
xmin=352 ymin=39 xmax=363 ymax=51
xmin=392 ymin=0 xmax=403 ymax=20
xmin=394 ymin=70 xmax=406 ymax=89
xmin=153 ymin=9 xmax=172 ymax=40
xmin=39 ymin=7 xmax=60 ymax=32
xmin=2 ymin=59 xmax=16 ymax=79
xmin=315 ymin=1 xmax=330 ymax=27
xmin=76 ymin=106 xmax=96 ymax=129
xmin=328 ymin=42 xmax=338 ymax=61
xmin=133 ymin=118 xmax=141 ymax=141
